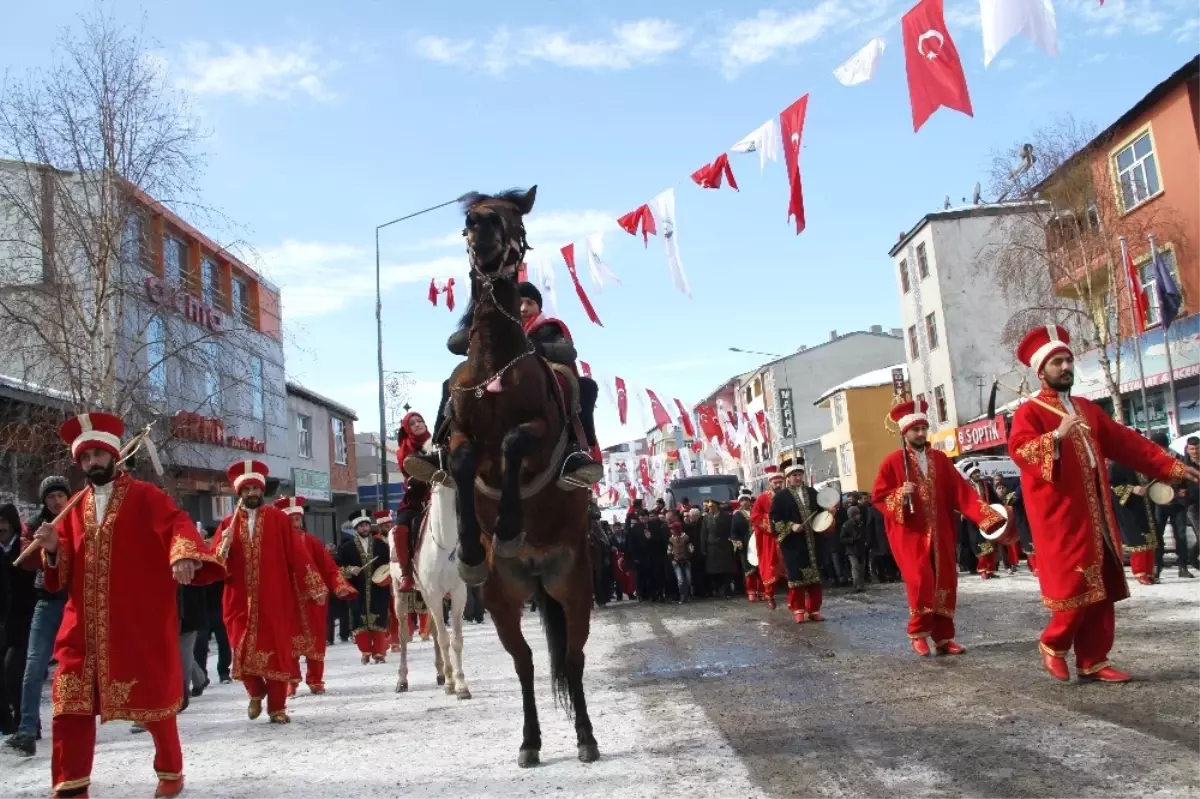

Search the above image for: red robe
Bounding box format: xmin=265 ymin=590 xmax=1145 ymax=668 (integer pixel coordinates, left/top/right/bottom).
xmin=873 ymin=448 xmax=1003 ymax=623
xmin=43 ymin=474 xmax=225 ymax=723
xmin=1008 ymin=388 xmax=1186 ymax=611
xmin=214 ymin=505 xmax=322 ymax=683
xmin=297 ymin=530 xmax=356 ymax=661
xmin=750 ymin=490 xmax=784 ymax=588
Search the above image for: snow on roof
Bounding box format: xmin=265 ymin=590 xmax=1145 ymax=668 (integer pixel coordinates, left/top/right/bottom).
xmin=813 ymin=364 xmax=907 ymax=406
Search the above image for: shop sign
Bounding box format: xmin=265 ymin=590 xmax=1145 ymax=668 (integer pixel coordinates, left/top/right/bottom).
xmin=171 ymin=411 xmax=266 ymax=453
xmin=957 ymin=416 xmax=1008 ymax=455
xmin=145 ymin=276 xmax=226 ymax=333
xmin=891 ymin=367 xmax=909 ymax=398
xmin=929 ymin=426 xmax=959 ymax=457
xmin=293 ymin=468 xmax=331 ymax=502
xmin=1073 ymin=314 xmax=1199 ymax=399
xmin=777 ymin=388 xmax=796 ymax=438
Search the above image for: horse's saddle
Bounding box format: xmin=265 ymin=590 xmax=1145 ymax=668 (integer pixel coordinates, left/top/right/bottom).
xmin=540 ymin=360 xmax=587 ymax=449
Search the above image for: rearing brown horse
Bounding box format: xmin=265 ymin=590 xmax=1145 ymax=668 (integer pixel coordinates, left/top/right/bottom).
xmin=446 ymin=186 xmax=599 ymax=767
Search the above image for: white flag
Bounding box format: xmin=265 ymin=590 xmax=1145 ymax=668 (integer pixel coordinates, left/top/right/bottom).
xmin=649 ymin=188 xmax=691 ymax=298
xmin=584 ymin=232 xmax=622 ymax=291
xmin=833 ymin=37 xmax=886 ymax=86
xmin=981 ymin=0 xmax=1058 ymax=67
xmin=730 ymin=119 xmax=781 ymax=172
xmin=528 ymin=254 xmax=558 ymax=315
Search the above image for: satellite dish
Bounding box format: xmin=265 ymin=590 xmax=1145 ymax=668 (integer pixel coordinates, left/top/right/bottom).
xmin=972 ymin=182 xmax=982 ymax=205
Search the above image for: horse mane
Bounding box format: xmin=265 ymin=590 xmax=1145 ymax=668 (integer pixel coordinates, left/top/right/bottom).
xmin=458 ymin=188 xmax=530 ymax=211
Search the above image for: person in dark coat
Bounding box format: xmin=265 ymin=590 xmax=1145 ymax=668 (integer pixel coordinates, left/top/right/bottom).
xmin=177 ymin=583 xmax=208 ymax=709
xmin=682 ymin=507 xmax=707 ymax=597
xmin=860 ymin=496 xmax=897 ymax=583
xmin=194 ymin=525 xmax=232 ymax=685
xmin=648 ymin=511 xmax=671 ymax=601
xmin=625 ymin=510 xmax=652 ymax=601
xmin=0 ymin=503 xmax=35 ymax=736
xmin=839 ymin=506 xmax=868 ymax=592
xmin=700 ymin=500 xmax=737 ymax=597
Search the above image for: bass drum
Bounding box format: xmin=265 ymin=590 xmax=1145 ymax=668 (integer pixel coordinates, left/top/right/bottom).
xmin=748 ymin=532 xmax=759 ymax=567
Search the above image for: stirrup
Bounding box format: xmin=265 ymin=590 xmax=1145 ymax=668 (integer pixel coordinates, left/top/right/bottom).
xmin=556 ymin=451 xmax=603 ymax=490
xmin=403 ymin=450 xmax=455 ymax=488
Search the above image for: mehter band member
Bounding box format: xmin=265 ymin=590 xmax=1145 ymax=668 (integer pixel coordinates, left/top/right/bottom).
xmin=34 ymin=412 xmax=224 ymax=799
xmin=872 ymin=399 xmax=1004 ymax=656
xmin=730 ymin=488 xmax=761 ymax=601
xmin=1008 ymin=325 xmax=1196 ymax=682
xmin=338 ymin=508 xmax=392 ymax=664
xmin=770 ymin=463 xmax=828 ymax=623
xmin=750 ymin=468 xmax=786 ymax=609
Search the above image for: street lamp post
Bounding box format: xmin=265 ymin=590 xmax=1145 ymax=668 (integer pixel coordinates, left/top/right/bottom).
xmin=374 ymin=195 xmax=465 ymax=511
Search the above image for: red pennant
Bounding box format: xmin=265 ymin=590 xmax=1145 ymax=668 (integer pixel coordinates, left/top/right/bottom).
xmin=517 ymin=263 xmax=528 ymax=283
xmin=638 ymin=457 xmax=652 ymax=490
xmin=615 ymin=377 xmax=628 ymax=425
xmin=902 ymin=0 xmax=973 ymax=132
xmin=755 ymin=410 xmax=769 ymax=441
xmin=673 ymin=398 xmax=696 ymax=438
xmin=645 ymin=389 xmax=673 ymax=431
xmin=691 ymin=440 xmax=702 ymax=453
xmin=580 ymin=361 xmax=592 ymax=378
xmin=560 ymin=243 xmax=603 ymax=326
xmin=617 ymin=204 xmax=656 ymax=246
xmin=779 ymin=94 xmax=809 ymax=235
xmin=690 ymin=153 xmax=739 ymax=191
xmin=444 ymin=278 xmax=455 ymax=312
xmin=428 ymin=278 xmax=438 ymax=306
xmin=1124 ymin=245 xmax=1148 ymax=332
xmin=743 ymin=411 xmax=758 ymax=441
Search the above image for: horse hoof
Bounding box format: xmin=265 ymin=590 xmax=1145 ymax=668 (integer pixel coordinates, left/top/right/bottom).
xmin=456 ymin=556 xmax=489 ymax=587
xmin=518 ymin=750 xmax=540 ymax=768
xmin=456 ymin=688 xmax=472 ymax=700
xmin=492 ymin=531 xmax=525 ymax=559
xmin=395 ymin=682 xmax=408 ymax=693
xmin=577 ymin=743 xmax=600 ymax=763
xmin=436 ymin=675 xmax=446 ymax=686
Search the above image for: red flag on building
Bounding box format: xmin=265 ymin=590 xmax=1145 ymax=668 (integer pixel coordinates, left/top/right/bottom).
xmin=779 ymin=94 xmax=809 ymax=235
xmin=902 ymin=0 xmax=973 ymax=132
xmin=743 ymin=411 xmax=758 ymax=441
xmin=561 ymin=243 xmax=602 ymax=326
xmin=755 ymin=410 xmax=770 ymax=441
xmin=696 ymin=405 xmax=724 ymax=445
xmin=646 ymin=389 xmax=673 ymax=431
xmin=638 ymin=457 xmax=652 ymax=489
xmin=615 ymin=377 xmax=629 ymax=425
xmin=1124 ymin=243 xmax=1148 ymax=332
xmin=673 ymin=398 xmax=696 ymax=438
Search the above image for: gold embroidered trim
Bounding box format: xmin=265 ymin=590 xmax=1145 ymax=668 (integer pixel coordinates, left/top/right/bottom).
xmin=53 ymin=776 xmax=92 ymax=792
xmin=1014 ymin=432 xmax=1056 ymax=483
xmin=1039 ymin=641 xmax=1068 ymax=658
xmin=156 ymin=771 xmax=183 ymax=781
xmin=1078 ymin=660 xmax=1111 ymax=676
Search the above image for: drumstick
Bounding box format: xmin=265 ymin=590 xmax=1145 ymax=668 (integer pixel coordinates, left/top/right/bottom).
xmin=14 ymin=424 xmax=154 ymax=567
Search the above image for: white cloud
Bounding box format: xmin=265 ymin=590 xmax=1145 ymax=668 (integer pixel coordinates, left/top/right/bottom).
xmin=943 ymin=0 xmax=982 ymax=32
xmin=411 ymin=19 xmax=686 ymax=75
xmin=257 ymin=240 xmax=467 ymax=319
xmin=175 ymin=43 xmax=333 ymax=101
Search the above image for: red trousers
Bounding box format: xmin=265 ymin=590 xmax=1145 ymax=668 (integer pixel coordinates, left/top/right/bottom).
xmin=291 ymin=656 xmax=325 ymax=690
xmin=355 ymin=630 xmax=388 ymax=657
xmin=744 ymin=572 xmax=763 ymax=598
xmin=908 ymin=612 xmax=955 ymax=643
xmin=977 ymin=552 xmax=997 ymax=576
xmin=243 ymin=676 xmax=288 ymax=713
xmin=1040 ymin=549 xmax=1123 ymax=673
xmin=1130 ymin=550 xmax=1155 ymax=580
xmin=1027 ymin=553 xmax=1038 ymax=574
xmin=52 ymin=713 xmax=182 ymax=795
xmin=786 ymin=584 xmax=822 ymax=615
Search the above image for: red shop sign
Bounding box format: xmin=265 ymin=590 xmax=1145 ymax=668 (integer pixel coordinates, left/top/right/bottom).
xmin=956 ymin=416 xmax=1008 ymax=455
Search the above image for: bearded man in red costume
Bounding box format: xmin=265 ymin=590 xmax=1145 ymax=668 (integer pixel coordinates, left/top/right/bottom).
xmin=1007 ymin=325 xmax=1196 ymax=683
xmin=750 ymin=468 xmax=786 ymax=610
xmin=274 ymin=496 xmax=356 ymax=695
xmin=33 ymin=412 xmax=224 ymax=799
xmin=405 ymin=281 xmax=602 ymax=488
xmin=872 ymin=399 xmax=1004 ymax=656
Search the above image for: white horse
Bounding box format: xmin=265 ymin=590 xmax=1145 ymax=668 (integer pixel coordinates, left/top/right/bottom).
xmin=391 ymin=482 xmax=471 ymax=699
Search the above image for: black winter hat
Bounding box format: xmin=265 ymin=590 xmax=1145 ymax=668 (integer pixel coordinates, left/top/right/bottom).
xmin=517 ymin=282 xmax=543 ymax=309
xmin=40 ymin=475 xmax=71 ymax=503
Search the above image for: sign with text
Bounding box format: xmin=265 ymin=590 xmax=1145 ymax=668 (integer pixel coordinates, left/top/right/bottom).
xmin=777 ymin=388 xmax=796 ymax=439
xmin=145 ymin=276 xmax=226 ymax=333
xmin=891 ymin=367 xmax=908 ymax=398
xmin=956 ymin=416 xmax=1008 ymax=455
xmin=293 ymin=468 xmax=331 ymax=502
xmin=171 ymin=411 xmax=266 ymax=454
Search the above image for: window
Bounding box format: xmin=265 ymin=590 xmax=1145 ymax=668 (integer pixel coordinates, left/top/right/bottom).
xmin=744 ymin=386 xmax=752 ymax=404
xmin=753 ymin=378 xmax=762 ymax=397
xmin=122 ymin=215 xmax=146 ymax=270
xmin=146 ymin=316 xmax=166 ymax=403
xmin=899 ymin=259 xmax=911 ymax=294
xmin=203 ymin=341 xmax=220 ymax=411
xmin=916 ymin=243 xmax=929 ymax=279
xmin=297 ymin=414 xmax=313 ymax=459
xmin=202 ymin=258 xmax=224 ymax=308
xmin=233 ymin=276 xmax=253 ymax=326
xmin=908 ymin=325 xmax=920 ymax=360
xmin=1114 ymin=131 xmax=1160 ymax=211
xmin=838 ymin=443 xmax=852 ymax=477
xmin=332 ymin=417 xmax=347 ymax=465
xmin=1139 ymin=249 xmax=1178 ymax=328
xmin=250 ymin=356 xmax=264 ymax=420
xmin=163 ymin=236 xmax=185 ymax=285
xmin=925 ymin=312 xmax=939 ymax=350
xmin=832 ymin=393 xmax=845 ymax=426
xmin=933 ymin=385 xmax=948 ymax=425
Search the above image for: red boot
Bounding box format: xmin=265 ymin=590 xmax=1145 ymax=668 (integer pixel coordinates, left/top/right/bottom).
xmin=1041 ymin=650 xmax=1070 ymax=682
xmin=792 ymin=610 xmax=806 ymax=624
xmin=1079 ymin=665 xmax=1131 ymax=683
xmin=911 ymin=638 xmax=931 ymax=657
xmin=155 ymin=777 xmax=184 ymax=798
xmin=936 ymin=640 xmax=966 ymax=655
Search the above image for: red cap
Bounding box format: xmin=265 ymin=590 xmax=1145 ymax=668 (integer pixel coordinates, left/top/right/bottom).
xmin=889 ymin=399 xmax=929 ymax=434
xmin=1017 ymin=325 xmax=1072 ymax=372
xmin=226 ymin=459 xmax=269 ymax=492
xmin=59 ymin=412 xmax=124 ymax=462
xmin=373 ymin=509 xmax=393 ymax=524
xmin=274 ymin=496 xmax=305 ymax=515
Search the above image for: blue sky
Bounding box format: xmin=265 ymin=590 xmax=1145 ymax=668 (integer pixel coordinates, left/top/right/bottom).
xmin=6 ymin=0 xmax=1199 ymax=448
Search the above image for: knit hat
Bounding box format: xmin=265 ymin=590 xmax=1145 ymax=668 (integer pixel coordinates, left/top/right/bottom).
xmin=517 ymin=281 xmax=543 ymax=309
xmin=40 ymin=475 xmax=71 ymax=503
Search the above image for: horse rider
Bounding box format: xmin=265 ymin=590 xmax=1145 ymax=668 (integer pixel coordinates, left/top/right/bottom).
xmin=405 ymin=281 xmax=603 ymax=489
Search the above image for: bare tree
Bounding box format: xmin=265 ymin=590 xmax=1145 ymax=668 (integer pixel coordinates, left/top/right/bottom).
xmin=980 ymin=115 xmax=1189 ymax=420
xmin=0 ymin=10 xmax=267 ymax=500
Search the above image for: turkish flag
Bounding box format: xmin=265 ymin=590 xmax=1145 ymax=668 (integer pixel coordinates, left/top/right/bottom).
xmin=1124 ymin=244 xmax=1148 ymax=331
xmin=743 ymin=411 xmax=758 ymax=441
xmin=755 ymin=410 xmax=769 ymax=441
xmin=615 ymin=377 xmax=628 ymax=425
xmin=903 ymin=0 xmax=973 ymax=132
xmin=696 ymin=405 xmax=724 ymax=445
xmin=645 ymin=389 xmax=673 ymax=431
xmin=778 ymin=94 xmax=809 ymax=235
xmin=638 ymin=457 xmax=652 ymax=489
xmin=561 ymin=243 xmax=602 ymax=326
xmin=580 ymin=361 xmax=592 ymax=378
xmin=673 ymin=398 xmax=696 ymax=438
xmin=690 ymin=153 xmax=739 ymax=191
xmin=617 ymin=204 xmax=656 ymax=246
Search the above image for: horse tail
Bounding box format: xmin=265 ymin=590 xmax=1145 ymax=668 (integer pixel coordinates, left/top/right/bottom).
xmin=535 ymin=582 xmax=572 ymax=718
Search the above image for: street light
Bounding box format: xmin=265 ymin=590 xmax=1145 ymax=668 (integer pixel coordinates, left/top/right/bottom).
xmin=728 ymin=346 xmax=783 ymax=359
xmin=374 ymin=195 xmax=466 ymax=511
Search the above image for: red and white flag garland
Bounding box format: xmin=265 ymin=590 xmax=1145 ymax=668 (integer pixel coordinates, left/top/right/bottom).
xmin=674 ymin=398 xmax=696 ymax=438
xmin=560 ymin=243 xmax=603 ymax=326
xmin=584 ymin=232 xmax=622 ymax=291
xmin=616 ymin=204 xmax=655 ymax=246
xmin=691 ymin=153 xmax=739 ymax=191
xmin=615 ymin=376 xmax=628 ymax=425
xmin=650 ymin=189 xmax=691 ymax=297
xmin=902 ymin=0 xmax=973 ymax=132
xmin=645 ymin=389 xmax=673 ymax=431
xmin=427 ymin=278 xmax=455 ymax=311
xmin=730 ymin=119 xmax=780 ymax=172
xmin=779 ymin=94 xmax=810 ymax=236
